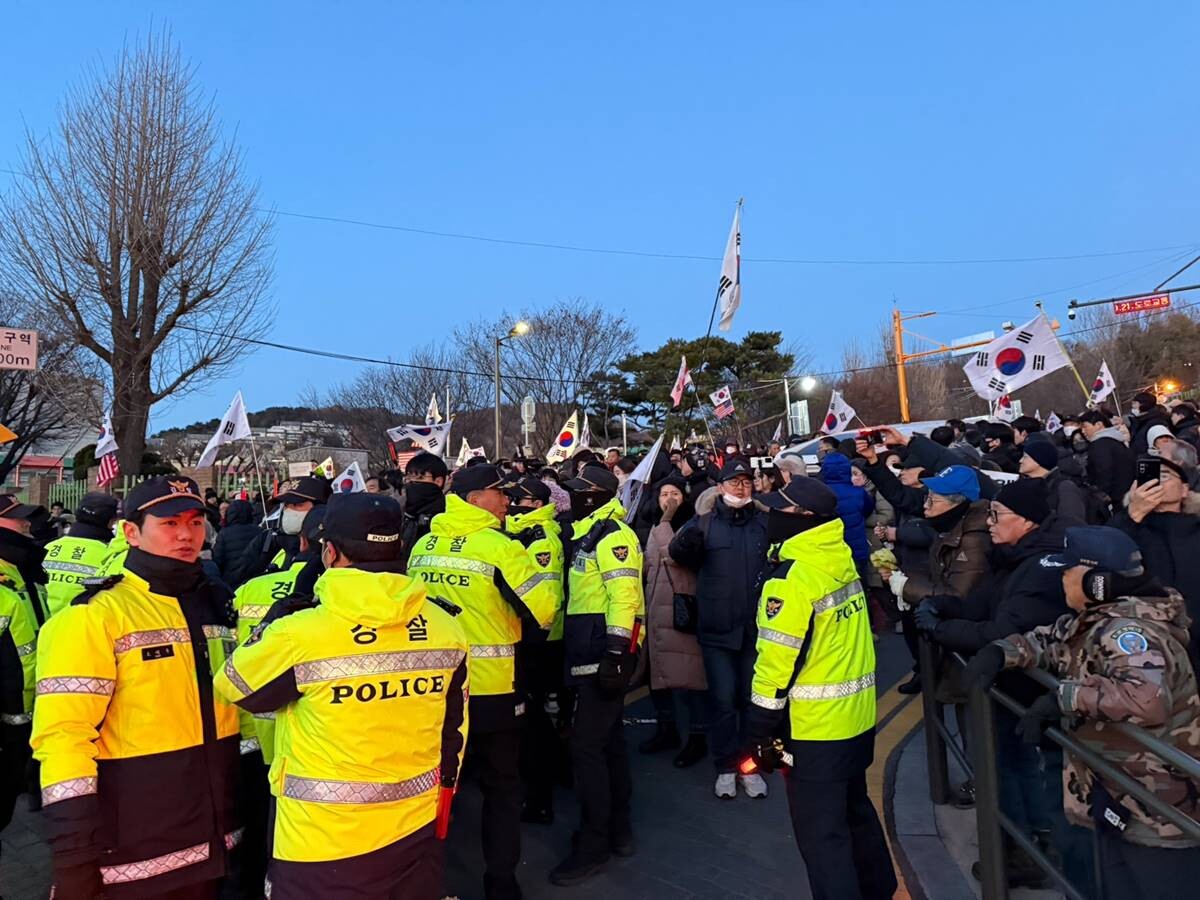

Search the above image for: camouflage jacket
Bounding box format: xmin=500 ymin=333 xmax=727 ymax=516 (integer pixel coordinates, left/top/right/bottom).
xmin=995 ymin=588 xmax=1200 ymax=848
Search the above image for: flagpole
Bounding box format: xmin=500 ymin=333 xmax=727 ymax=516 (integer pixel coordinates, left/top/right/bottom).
xmin=1107 ymin=363 xmax=1124 ymax=416
xmin=1038 ymin=306 xmax=1091 ymax=403
xmin=247 ymin=434 xmax=269 ymax=518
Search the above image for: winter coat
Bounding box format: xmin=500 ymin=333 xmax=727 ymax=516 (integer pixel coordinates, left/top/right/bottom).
xmin=819 ymin=452 xmax=875 ymax=562
xmin=1110 ymin=493 xmax=1200 ymax=665
xmin=668 ymin=489 xmax=770 ymax=650
xmin=1130 ymin=405 xmax=1172 ymax=456
xmin=1172 ymin=412 xmax=1200 ymax=450
xmin=900 ymin=500 xmax=992 ymax=608
xmin=1086 ymin=427 xmax=1134 ymax=506
xmin=949 ymin=439 xmax=983 ymax=466
xmin=1040 ymin=468 xmax=1088 ymax=523
xmin=212 ymin=500 xmax=261 ymax=586
xmin=644 ymin=519 xmax=707 ymax=691
xmin=982 ymin=442 xmax=1022 ymax=474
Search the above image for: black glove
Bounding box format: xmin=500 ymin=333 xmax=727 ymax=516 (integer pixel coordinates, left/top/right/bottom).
xmin=741 ymin=738 xmax=788 ymax=775
xmin=960 ymin=644 xmax=1006 ymax=693
xmin=596 ymin=651 xmax=628 ymax=699
xmin=914 ymin=600 xmax=941 ymax=633
xmin=1017 ymin=693 xmax=1062 ymax=745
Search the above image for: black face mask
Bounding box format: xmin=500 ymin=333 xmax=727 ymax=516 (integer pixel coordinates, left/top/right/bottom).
xmin=404 ymin=482 xmax=443 ymax=515
xmin=767 ymin=509 xmax=832 ymax=545
xmin=507 ymin=504 xmax=531 ymax=520
xmin=570 ymin=490 xmax=611 ymax=521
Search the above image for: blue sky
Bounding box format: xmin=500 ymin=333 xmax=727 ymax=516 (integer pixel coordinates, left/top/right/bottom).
xmin=3 ymin=3 xmax=1198 ymax=430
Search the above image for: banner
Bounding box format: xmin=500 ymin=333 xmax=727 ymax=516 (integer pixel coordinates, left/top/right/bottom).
xmin=197 ymin=391 xmax=252 ymax=468
xmin=964 ymin=313 xmax=1071 ymax=400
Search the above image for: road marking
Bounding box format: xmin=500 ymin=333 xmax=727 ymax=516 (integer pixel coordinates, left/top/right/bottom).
xmin=870 ymin=692 xmax=924 ymax=900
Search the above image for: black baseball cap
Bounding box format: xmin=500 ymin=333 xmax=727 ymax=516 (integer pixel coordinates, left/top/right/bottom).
xmin=1046 ymin=526 xmax=1144 ymax=577
xmin=761 ymin=478 xmax=838 ymax=517
xmin=450 ymin=464 xmax=517 ymax=497
xmin=506 ymin=476 xmax=551 ymax=505
xmin=718 ymin=459 xmax=754 ymax=482
xmin=320 ymin=493 xmax=402 ymax=546
xmin=301 ymin=505 xmax=327 ymax=541
xmin=76 ymin=492 xmax=119 ymax=525
xmin=275 ymin=475 xmax=332 ymax=506
xmin=563 ymin=464 xmax=619 ymax=493
xmin=0 ymin=494 xmax=45 ymax=521
xmin=124 ymin=476 xmax=207 ymax=519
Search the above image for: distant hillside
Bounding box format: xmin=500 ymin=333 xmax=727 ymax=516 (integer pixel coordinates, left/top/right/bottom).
xmin=152 ymin=405 xmax=322 ymax=437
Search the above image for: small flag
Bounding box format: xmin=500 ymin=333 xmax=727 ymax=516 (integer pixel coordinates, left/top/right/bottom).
xmin=820 ymin=391 xmax=856 ymax=434
xmin=96 ymin=413 xmax=118 ymax=458
xmin=995 ymin=395 xmax=1017 ymax=422
xmin=580 ymin=413 xmax=593 ymax=450
xmin=546 ymin=411 xmax=580 ymax=464
xmin=387 ymin=422 xmax=454 ymax=455
xmin=1046 ymin=411 xmax=1062 ymax=433
xmin=716 ymin=203 xmax=742 ymax=332
xmin=426 ymin=394 xmax=442 ymax=425
xmin=316 ymin=457 xmax=337 ymax=479
xmin=620 ymin=433 xmax=666 ymax=524
xmin=197 ymin=391 xmax=253 ymax=467
xmin=1034 ymin=409 xmax=1042 ymax=422
xmin=670 ymin=355 xmax=693 ymax=408
xmin=963 ymin=313 xmax=1071 ymax=400
xmin=710 ymin=385 xmax=735 ymax=420
xmin=455 ymin=438 xmax=487 ymax=467
xmin=1090 ymin=360 xmax=1117 ymax=405
xmin=670 ymin=435 xmax=682 ymax=451
xmin=771 ymin=419 xmax=784 ymax=443
xmin=332 ymin=460 xmax=366 ymax=493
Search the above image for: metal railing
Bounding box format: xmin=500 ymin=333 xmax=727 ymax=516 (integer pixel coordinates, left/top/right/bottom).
xmin=918 ymin=635 xmax=1200 ymax=900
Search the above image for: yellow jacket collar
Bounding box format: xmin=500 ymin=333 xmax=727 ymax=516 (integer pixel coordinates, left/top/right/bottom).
xmin=777 ymin=518 xmax=855 ymax=578
xmin=431 ymin=493 xmax=501 ymax=535
xmin=506 ymin=502 xmax=558 ymax=534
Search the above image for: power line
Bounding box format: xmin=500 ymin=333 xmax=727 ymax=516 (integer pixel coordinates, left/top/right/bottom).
xmin=1 ymin=166 xmax=1194 ymax=267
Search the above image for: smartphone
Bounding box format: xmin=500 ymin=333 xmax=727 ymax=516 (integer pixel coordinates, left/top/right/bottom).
xmin=1135 ymin=458 xmax=1162 ymax=486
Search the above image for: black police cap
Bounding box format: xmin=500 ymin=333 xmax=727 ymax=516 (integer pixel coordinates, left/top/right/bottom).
xmin=124 ymin=476 xmax=207 ymax=519
xmin=76 ymin=492 xmax=119 ymax=525
xmin=506 ymin=476 xmax=551 ymax=505
xmin=563 ymin=464 xmax=618 ymax=494
xmin=761 ymin=477 xmax=838 ymax=517
xmin=301 ymin=505 xmax=327 ymax=541
xmin=450 ymin=464 xmax=517 ymax=497
xmin=320 ymin=493 xmax=402 ymax=546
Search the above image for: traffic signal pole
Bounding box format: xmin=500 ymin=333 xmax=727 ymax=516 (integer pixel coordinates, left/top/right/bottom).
xmin=892 ymin=308 xmax=994 ymax=423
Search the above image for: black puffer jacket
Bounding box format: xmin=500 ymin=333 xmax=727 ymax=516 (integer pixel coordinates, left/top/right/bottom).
xmin=1172 ymin=411 xmax=1200 ymax=450
xmin=668 ymin=488 xmax=770 ymax=650
xmin=1086 ymin=428 xmax=1134 ymax=505
xmin=1129 ymin=405 xmax=1172 ymax=456
xmin=212 ymin=500 xmax=261 ymax=587
xmin=982 ymin=442 xmax=1022 ymax=474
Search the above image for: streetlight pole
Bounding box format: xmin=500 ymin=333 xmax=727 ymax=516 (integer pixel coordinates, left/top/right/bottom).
xmin=493 ymin=321 xmax=531 ymax=459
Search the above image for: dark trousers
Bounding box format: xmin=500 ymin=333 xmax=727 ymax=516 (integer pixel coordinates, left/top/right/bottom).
xmin=649 ymin=687 xmax=709 ymax=732
xmin=700 ymin=640 xmax=757 ymax=772
xmin=0 ymin=723 xmax=31 ymax=868
xmin=1098 ymin=831 xmax=1200 ymax=900
xmin=157 ymin=880 xmax=221 ymax=899
xmin=570 ymin=680 xmax=632 ymax=860
xmin=470 ymin=726 xmax=523 ymax=900
xmin=520 ymin=642 xmax=567 ymax=813
xmin=994 ymin=705 xmax=1052 ymax=833
xmin=785 ymin=769 xmax=897 ymax=900
xmin=269 ymin=826 xmax=444 ymax=900
xmin=227 ymin=751 xmax=270 ymax=899
xmin=1041 ymin=747 xmax=1096 ymax=896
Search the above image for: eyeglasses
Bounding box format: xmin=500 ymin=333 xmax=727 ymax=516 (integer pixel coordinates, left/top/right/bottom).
xmin=986 ymin=506 xmax=1018 ymax=523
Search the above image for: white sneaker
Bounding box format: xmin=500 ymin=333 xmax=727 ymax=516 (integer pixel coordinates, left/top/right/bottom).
xmin=739 ymin=773 xmax=768 ymax=799
xmin=714 ymin=773 xmax=737 ymax=799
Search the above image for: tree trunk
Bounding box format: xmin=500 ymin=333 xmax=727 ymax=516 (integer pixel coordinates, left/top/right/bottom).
xmin=113 ymin=359 xmax=152 ymax=477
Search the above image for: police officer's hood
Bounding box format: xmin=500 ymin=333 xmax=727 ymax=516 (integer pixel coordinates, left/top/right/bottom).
xmin=313 ymin=565 xmax=427 ymax=628
xmin=569 ymin=496 xmax=627 ymax=539
xmin=775 ymin=517 xmax=857 ymax=585
xmin=431 ymin=494 xmax=501 ymax=536
xmin=505 ymin=502 xmax=558 ymax=535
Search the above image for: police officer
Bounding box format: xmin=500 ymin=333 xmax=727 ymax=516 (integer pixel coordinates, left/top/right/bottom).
xmin=407 ymin=464 xmax=558 ymax=900
xmin=743 ymin=478 xmax=896 ymax=900
xmin=0 ymin=493 xmax=50 ymax=629
xmin=215 ymin=493 xmax=469 ymax=899
xmin=31 ymin=476 xmax=241 ymax=899
xmin=504 ymin=475 xmax=567 ymax=824
xmin=551 ymin=464 xmax=644 ymax=886
xmin=0 ymin=495 xmax=47 ymax=868
xmin=235 ymin=475 xmax=331 ymax=585
xmin=42 ymin=492 xmax=119 ymax=615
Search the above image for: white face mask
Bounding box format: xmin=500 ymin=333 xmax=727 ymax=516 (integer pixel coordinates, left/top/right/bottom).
xmin=723 ymin=493 xmax=754 ymax=509
xmin=281 ymin=507 xmax=307 ymax=535
xmin=1063 ymin=425 xmax=1077 ymax=438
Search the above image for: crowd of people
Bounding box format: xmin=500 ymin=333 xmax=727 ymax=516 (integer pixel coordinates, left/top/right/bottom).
xmin=0 ymin=393 xmax=1198 ymax=898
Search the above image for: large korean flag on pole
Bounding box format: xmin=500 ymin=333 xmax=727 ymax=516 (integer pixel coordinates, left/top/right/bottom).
xmin=387 ymin=422 xmax=453 ymax=455
xmin=198 ymin=391 xmax=252 ymax=467
xmin=964 ymin=313 xmax=1071 ymax=401
xmin=716 ymin=201 xmax=743 ymax=332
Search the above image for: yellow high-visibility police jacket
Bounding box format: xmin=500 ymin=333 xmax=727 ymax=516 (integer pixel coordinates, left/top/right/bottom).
xmin=564 ymin=497 xmax=645 ymax=685
xmin=0 ymin=557 xmax=49 ymax=633
xmin=96 ymin=523 xmax=129 ymax=577
xmin=750 ymin=518 xmax=876 ymax=742
xmin=30 ymin=562 xmax=241 ymax=897
xmin=214 ymin=566 xmax=469 ymax=880
xmin=0 ymin=575 xmax=38 ymax=726
xmin=407 ymin=495 xmax=558 ymax=727
xmin=504 ymin=503 xmax=565 ymax=641
xmin=231 ymin=560 xmax=307 ymax=762
xmin=43 ymin=534 xmax=109 ymax=616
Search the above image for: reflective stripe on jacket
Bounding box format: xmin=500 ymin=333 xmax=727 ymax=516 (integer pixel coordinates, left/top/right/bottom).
xmin=232 ymin=561 xmax=306 ymax=760
xmin=214 ymin=566 xmax=469 ymax=870
xmin=31 ymin=569 xmax=241 ymax=896
xmin=504 ymin=503 xmax=566 ymax=641
xmin=751 ymin=518 xmax=876 ymax=741
xmin=43 ymin=536 xmax=109 ymax=617
xmin=407 ymin=495 xmax=557 ymax=709
xmin=564 ymin=497 xmax=645 ymax=684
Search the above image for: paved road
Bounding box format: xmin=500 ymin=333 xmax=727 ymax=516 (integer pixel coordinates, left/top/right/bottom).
xmin=2 ymin=635 xmax=917 ymax=900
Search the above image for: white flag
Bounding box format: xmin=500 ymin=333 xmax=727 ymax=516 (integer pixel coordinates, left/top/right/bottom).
xmin=1090 ymin=360 xmax=1117 ymax=404
xmin=716 ymin=204 xmax=742 ymax=332
xmin=670 ymin=355 xmax=693 ymax=408
xmin=1034 ymin=410 xmax=1042 ymax=422
xmin=819 ymin=391 xmax=857 ymax=434
xmin=995 ymin=395 xmax=1018 ymax=422
xmin=386 ymin=422 xmax=453 ymax=455
xmin=964 ymin=313 xmax=1071 ymax=401
xmin=1046 ymin=411 xmax=1062 ymax=433
xmin=771 ymin=419 xmax=784 ymax=443
xmin=96 ymin=412 xmax=119 ymax=458
xmin=332 ymin=460 xmax=366 ymax=494
xmin=580 ymin=413 xmax=593 ymax=450
xmin=670 ymin=435 xmax=682 ymax=451
xmin=546 ymin=411 xmax=579 ymax=464
xmin=426 ymin=394 xmax=442 ymax=425
xmin=197 ymin=391 xmax=253 ymax=468
xmin=621 ymin=433 xmax=666 ymax=523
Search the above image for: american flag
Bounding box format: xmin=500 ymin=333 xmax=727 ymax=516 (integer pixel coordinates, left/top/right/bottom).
xmin=710 ymin=385 xmax=735 ymax=420
xmin=97 ymin=452 xmax=120 ymax=487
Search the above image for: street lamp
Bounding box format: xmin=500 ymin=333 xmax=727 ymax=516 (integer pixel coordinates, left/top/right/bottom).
xmin=495 ymin=321 xmax=531 ymax=457
xmin=800 ymin=376 xmax=817 ymax=393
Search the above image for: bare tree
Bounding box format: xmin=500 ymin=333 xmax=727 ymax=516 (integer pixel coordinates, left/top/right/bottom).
xmin=0 ymin=32 xmax=274 ymax=474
